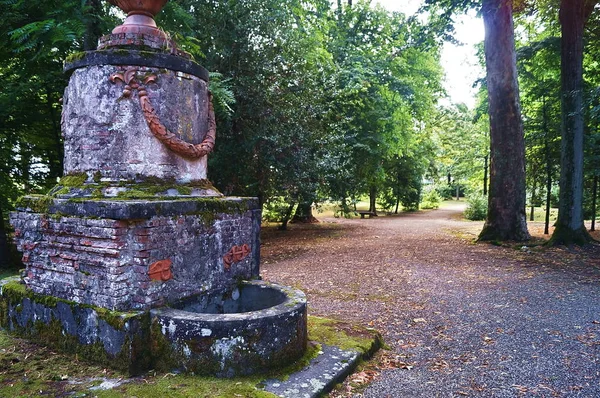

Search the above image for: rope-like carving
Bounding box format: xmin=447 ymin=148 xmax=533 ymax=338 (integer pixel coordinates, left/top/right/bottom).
xmin=110 ymin=67 xmax=215 ymax=159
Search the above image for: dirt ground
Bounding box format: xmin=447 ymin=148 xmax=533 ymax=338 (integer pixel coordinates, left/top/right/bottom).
xmin=261 ymin=202 xmax=600 ymax=397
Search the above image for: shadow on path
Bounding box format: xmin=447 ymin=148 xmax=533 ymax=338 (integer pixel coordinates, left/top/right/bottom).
xmin=262 ymin=204 xmax=600 ymax=397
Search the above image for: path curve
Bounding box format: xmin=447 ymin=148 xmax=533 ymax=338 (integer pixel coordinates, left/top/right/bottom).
xmin=261 ymin=204 xmax=600 ymax=398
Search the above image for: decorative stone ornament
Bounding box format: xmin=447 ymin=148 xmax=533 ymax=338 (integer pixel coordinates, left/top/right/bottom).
xmin=108 ymin=0 xmax=169 ymax=38
xmin=223 ymin=244 xmax=252 ymax=270
xmin=4 ymin=0 xmax=307 ymax=380
xmin=148 ymin=259 xmax=173 ymax=281
xmin=110 ymin=66 xmax=216 ymax=159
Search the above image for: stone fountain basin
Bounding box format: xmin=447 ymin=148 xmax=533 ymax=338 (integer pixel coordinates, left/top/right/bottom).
xmin=150 ymin=280 xmax=307 ymax=378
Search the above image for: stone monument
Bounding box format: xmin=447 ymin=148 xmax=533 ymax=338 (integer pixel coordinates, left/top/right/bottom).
xmin=3 ymin=0 xmax=307 ymax=377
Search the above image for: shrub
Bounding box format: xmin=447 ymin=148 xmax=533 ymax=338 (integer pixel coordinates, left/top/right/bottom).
xmin=464 ymin=194 xmax=487 ymax=221
xmin=262 ymin=197 xmax=294 ymax=222
xmin=420 ymin=188 xmax=441 ymax=209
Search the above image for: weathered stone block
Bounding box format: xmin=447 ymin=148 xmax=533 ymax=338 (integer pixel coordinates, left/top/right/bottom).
xmin=0 ymin=279 xmax=151 ymax=375
xmin=62 ymin=63 xmax=210 ymax=182
xmin=10 ymin=197 xmax=261 ymax=311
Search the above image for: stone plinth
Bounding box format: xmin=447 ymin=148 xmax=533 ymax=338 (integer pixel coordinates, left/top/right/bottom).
xmin=9 ymin=197 xmax=261 ymax=311
xmin=0 ymin=279 xmax=150 ymax=375
xmin=62 ymin=51 xmax=211 ymax=183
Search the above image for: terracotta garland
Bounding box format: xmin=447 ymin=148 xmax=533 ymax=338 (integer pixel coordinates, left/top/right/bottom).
xmin=110 ymin=66 xmax=215 ymax=159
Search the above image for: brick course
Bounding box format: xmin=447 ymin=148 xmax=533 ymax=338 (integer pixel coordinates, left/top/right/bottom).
xmin=10 ymin=198 xmax=261 ymax=311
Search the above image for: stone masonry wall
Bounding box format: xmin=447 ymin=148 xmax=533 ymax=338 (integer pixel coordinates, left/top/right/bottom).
xmin=62 ymin=65 xmax=209 ymax=183
xmin=9 ymin=198 xmax=261 ymax=311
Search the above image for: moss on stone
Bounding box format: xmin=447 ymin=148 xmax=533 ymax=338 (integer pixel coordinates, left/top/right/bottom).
xmin=177 ymin=186 xmax=193 ymax=195
xmin=307 ymin=316 xmax=383 ymax=355
xmin=59 ymin=173 xmax=88 ymax=188
xmin=116 ymin=189 xmax=156 ymax=200
xmin=65 ymin=51 xmax=87 ymax=63
xmin=15 ymin=195 xmax=53 ymax=213
xmin=52 ymin=177 xmax=222 ymax=200
xmin=148 ymin=318 xmax=179 ymax=372
xmin=0 ymin=283 xmax=152 ymax=375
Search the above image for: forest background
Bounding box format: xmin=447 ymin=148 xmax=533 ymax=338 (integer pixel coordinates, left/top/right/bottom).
xmin=1 ymin=0 xmax=599 ymax=266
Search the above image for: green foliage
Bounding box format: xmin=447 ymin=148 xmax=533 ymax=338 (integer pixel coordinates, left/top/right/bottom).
xmin=464 ymin=194 xmax=488 ymax=221
xmin=435 ymin=184 xmax=456 ymax=200
xmin=420 ymin=187 xmax=441 ymax=209
xmin=262 ymin=198 xmax=295 ymax=223
xmin=0 ymin=0 xmax=446 ymax=235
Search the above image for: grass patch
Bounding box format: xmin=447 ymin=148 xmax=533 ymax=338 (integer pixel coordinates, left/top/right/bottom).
xmin=308 ymin=316 xmax=382 ymax=354
xmin=94 ymin=375 xmax=276 ymax=398
xmin=0 ymin=315 xmax=379 ymax=397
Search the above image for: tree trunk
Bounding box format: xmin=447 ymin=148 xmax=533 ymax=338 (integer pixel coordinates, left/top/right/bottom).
xmin=483 ymin=152 xmax=489 ymax=196
xmin=278 ymin=202 xmax=296 ymax=231
xmin=549 ymin=0 xmax=593 ymax=245
xmin=478 ymin=0 xmax=530 ymax=242
xmin=20 ymin=145 xmax=32 ymax=192
xmin=455 ymin=184 xmax=460 ymax=201
xmin=545 ymin=137 xmax=552 ymax=235
xmin=530 ymin=178 xmax=537 ymax=222
xmin=369 ymin=186 xmax=378 ymax=215
xmin=292 ymin=200 xmax=319 ymax=223
xmin=591 ymin=175 xmax=598 ymax=231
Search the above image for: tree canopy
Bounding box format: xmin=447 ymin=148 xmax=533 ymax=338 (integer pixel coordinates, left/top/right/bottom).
xmin=1 ymin=0 xmax=600 ymax=253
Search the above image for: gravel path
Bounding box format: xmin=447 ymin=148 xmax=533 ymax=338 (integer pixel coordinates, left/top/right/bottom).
xmin=261 ymin=203 xmax=600 ymax=397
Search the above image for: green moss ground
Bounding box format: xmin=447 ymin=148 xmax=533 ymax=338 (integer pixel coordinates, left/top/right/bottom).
xmin=0 ymin=314 xmax=381 ymax=397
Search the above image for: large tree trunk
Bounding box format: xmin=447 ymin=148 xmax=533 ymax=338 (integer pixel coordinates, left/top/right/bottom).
xmin=46 ymin=86 xmax=64 ymax=184
xmin=591 ymin=175 xmax=598 ymax=232
xmin=483 ymin=151 xmax=488 ymax=196
xmin=278 ymin=202 xmax=296 ymax=231
xmin=478 ymin=0 xmax=530 ymax=242
xmin=292 ymin=200 xmax=319 ymax=223
xmin=369 ymin=185 xmax=378 ymax=215
xmin=549 ymin=0 xmax=594 ymax=245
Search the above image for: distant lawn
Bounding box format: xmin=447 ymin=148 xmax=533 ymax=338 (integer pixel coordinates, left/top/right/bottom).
xmin=526 ymin=206 xmax=559 ymax=223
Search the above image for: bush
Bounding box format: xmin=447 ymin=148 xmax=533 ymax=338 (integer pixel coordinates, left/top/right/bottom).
xmin=420 ymin=188 xmax=441 ymax=209
xmin=464 ymin=194 xmax=487 ymax=221
xmin=435 ymin=183 xmax=465 ymax=200
xmin=262 ymin=197 xmax=294 ymax=222
xmin=435 ymin=184 xmax=455 ymax=200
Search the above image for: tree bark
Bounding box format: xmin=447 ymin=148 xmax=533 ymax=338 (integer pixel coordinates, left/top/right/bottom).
xmin=592 ymin=175 xmax=598 ymax=231
xmin=549 ymin=0 xmax=594 ymax=245
xmin=483 ymin=152 xmax=488 ymax=196
xmin=278 ymin=202 xmax=296 ymax=231
xmin=545 ymin=138 xmax=552 ymax=235
xmin=478 ymin=0 xmax=530 ymax=242
xmin=369 ymin=185 xmax=378 ymax=215
xmin=46 ymin=86 xmax=64 ymax=183
xmin=292 ymin=200 xmax=319 ymax=223
xmin=530 ymin=177 xmax=537 ymax=222
xmin=84 ymin=0 xmax=103 ymax=51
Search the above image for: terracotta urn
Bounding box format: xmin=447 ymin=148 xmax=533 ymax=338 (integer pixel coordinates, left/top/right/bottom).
xmin=107 ymin=0 xmax=169 ymax=37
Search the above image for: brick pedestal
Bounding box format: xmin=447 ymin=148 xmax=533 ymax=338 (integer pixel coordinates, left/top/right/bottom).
xmin=10 ymin=197 xmax=261 ymax=311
